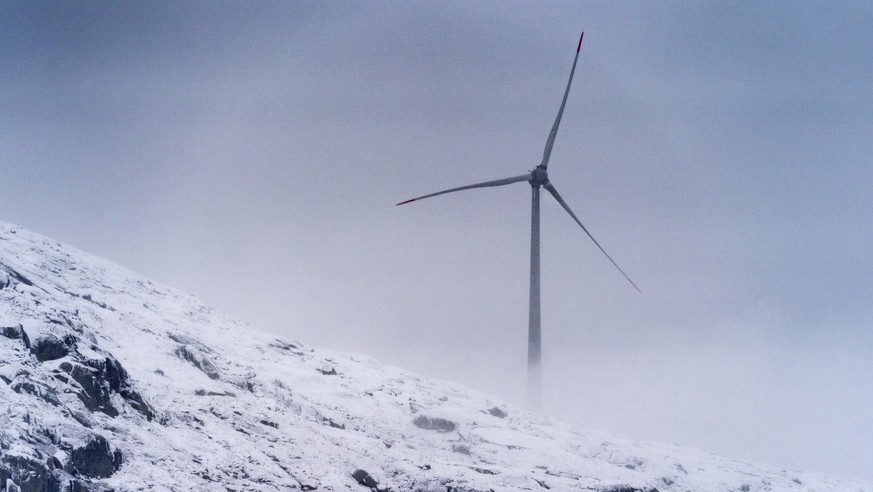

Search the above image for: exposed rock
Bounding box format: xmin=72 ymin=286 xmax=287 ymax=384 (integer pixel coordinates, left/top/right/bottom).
xmin=270 ymin=339 xmax=303 ymax=354
xmin=351 ymin=468 xmax=379 ymax=488
xmin=67 ymin=479 xmax=91 ymax=492
xmin=452 ymin=444 xmax=471 ymax=455
xmin=10 ymin=375 xmax=63 ymax=407
xmin=167 ymin=332 xmax=212 ymax=353
xmin=81 ymin=294 xmax=114 ymax=311
xmin=67 ymin=433 xmax=120 ymax=479
xmin=1 ymin=323 xmax=32 ymax=348
xmin=194 ymin=389 xmax=236 ymax=397
xmin=487 ymin=407 xmax=507 ymax=419
xmin=175 ymin=345 xmax=221 ymax=380
xmin=46 ymin=350 xmax=155 ymax=421
xmin=1 ymin=323 xmax=24 ymax=340
xmin=58 ymin=361 xmax=119 ymax=417
xmin=21 ymin=327 xmax=31 ymax=349
xmin=0 ymin=454 xmax=61 ymax=492
xmin=413 ymin=415 xmax=456 ymax=433
xmin=31 ymin=334 xmax=72 ymax=362
xmin=118 ymin=386 xmax=154 ymax=421
xmin=87 ymin=357 xmax=125 ymax=393
xmin=0 ymin=262 xmax=34 ymax=287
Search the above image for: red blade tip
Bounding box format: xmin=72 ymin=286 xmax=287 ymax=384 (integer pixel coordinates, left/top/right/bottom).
xmin=577 ymin=32 xmax=584 ymax=53
xmin=396 ymin=198 xmax=416 ymax=206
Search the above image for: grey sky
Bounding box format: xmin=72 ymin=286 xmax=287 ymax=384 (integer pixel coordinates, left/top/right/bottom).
xmin=3 ymin=1 xmax=872 ymax=482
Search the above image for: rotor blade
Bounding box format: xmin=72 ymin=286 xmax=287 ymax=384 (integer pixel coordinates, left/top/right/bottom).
xmin=543 ymin=182 xmax=642 ymax=293
xmin=397 ymin=173 xmax=531 ymax=206
xmin=539 ymin=32 xmax=583 ymax=171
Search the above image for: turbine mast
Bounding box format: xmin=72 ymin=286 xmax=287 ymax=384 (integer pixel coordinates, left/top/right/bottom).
xmin=528 ymin=184 xmax=542 ymax=411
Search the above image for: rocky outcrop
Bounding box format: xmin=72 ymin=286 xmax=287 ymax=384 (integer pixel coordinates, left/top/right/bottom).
xmin=0 ymin=416 xmax=122 ymax=491
xmin=0 ymin=262 xmax=34 ymax=288
xmin=413 ymin=415 xmax=457 ymax=433
xmin=487 ymin=406 xmax=507 ymax=418
xmin=174 ymin=345 xmax=221 ymax=380
xmin=1 ymin=323 xmax=29 ymax=347
xmin=0 ymin=454 xmax=62 ymax=492
xmin=352 ymin=468 xmax=379 ymax=488
xmin=9 ymin=373 xmax=64 ymax=408
xmin=67 ymin=433 xmax=121 ymax=479
xmin=31 ymin=334 xmax=73 ymax=362
xmin=52 ymin=350 xmax=154 ymax=421
xmin=351 ymin=469 xmax=391 ymax=492
xmin=1 ymin=323 xmax=23 ymax=340
xmin=1 ymin=314 xmax=153 ymax=490
xmin=0 ymin=315 xmax=153 ymax=422
xmin=78 ymin=356 xmax=152 ymax=421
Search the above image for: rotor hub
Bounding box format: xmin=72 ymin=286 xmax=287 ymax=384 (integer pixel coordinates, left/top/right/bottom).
xmin=529 ymin=167 xmax=549 ymax=187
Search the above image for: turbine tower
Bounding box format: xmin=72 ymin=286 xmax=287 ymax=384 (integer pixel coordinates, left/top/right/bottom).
xmin=397 ymin=33 xmax=640 ymax=411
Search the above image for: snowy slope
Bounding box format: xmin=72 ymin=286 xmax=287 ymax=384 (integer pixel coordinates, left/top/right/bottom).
xmin=0 ymin=220 xmax=868 ymax=492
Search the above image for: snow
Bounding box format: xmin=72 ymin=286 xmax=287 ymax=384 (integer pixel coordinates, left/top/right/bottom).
xmin=0 ymin=220 xmax=869 ymax=491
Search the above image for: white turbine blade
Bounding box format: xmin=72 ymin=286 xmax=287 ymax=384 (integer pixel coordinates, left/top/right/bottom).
xmin=396 ymin=173 xmax=531 ymax=206
xmin=543 ymin=182 xmax=642 ymax=293
xmin=539 ymin=32 xmax=583 ymax=171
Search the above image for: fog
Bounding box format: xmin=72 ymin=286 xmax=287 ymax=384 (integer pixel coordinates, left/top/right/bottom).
xmin=3 ymin=1 xmax=872 ymax=482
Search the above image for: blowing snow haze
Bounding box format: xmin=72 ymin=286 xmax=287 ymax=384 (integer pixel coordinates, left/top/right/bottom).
xmin=2 ymin=0 xmax=873 ymax=485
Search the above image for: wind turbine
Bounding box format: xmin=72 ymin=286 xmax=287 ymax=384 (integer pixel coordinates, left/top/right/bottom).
xmin=397 ymin=33 xmax=640 ymax=410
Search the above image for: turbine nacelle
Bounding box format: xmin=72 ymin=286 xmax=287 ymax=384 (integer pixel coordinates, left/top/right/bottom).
xmin=529 ymin=167 xmax=549 ymax=188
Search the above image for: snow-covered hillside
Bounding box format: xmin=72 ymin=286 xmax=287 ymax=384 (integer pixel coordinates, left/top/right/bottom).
xmin=0 ymin=221 xmax=867 ymax=492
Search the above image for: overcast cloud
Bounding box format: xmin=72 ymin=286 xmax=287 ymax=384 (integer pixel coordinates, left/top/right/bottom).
xmin=2 ymin=1 xmax=872 ymax=482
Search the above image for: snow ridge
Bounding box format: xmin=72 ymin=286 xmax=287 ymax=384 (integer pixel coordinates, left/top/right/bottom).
xmin=0 ymin=221 xmax=868 ymax=491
